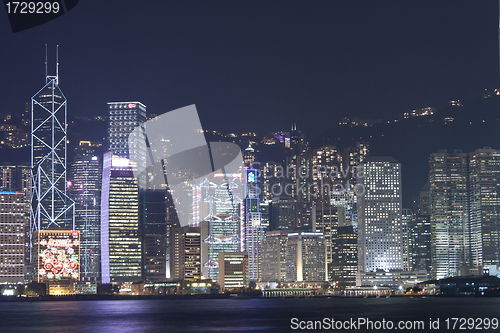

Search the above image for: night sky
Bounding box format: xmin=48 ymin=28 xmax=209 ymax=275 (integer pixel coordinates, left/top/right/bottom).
xmin=1 ymin=0 xmax=499 ymax=139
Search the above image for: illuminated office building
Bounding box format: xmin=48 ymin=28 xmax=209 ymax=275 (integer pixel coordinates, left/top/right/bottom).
xmin=218 ymin=252 xmax=248 ymax=291
xmin=30 ymin=54 xmax=75 ymax=243
xmin=195 ymin=173 xmax=241 ymax=281
xmin=100 ymin=153 xmax=142 ymax=284
xmin=0 ymin=165 xmax=30 ymax=191
xmin=357 ymin=157 xmax=403 ymax=273
xmin=107 ymin=101 xmax=146 ymax=164
xmin=329 ymin=226 xmax=357 ymax=288
xmin=143 ymin=189 xmax=168 ymax=281
xmin=312 ymin=205 xmax=338 ymax=264
xmin=429 ymin=150 xmax=469 ymax=279
xmin=311 ymin=145 xmax=340 ymax=206
xmin=469 ymin=148 xmax=500 ymax=268
xmin=0 ymin=191 xmax=27 ymax=283
xmin=286 ymin=127 xmax=311 ymax=229
xmin=402 ymin=208 xmax=413 ymax=271
xmin=261 ymin=229 xmax=288 ymax=282
xmin=243 ymin=169 xmax=263 ymax=282
xmin=170 ymin=226 xmax=201 ymax=281
xmin=260 ymin=161 xmax=282 ymax=202
xmin=0 ymin=164 xmax=30 ymax=278
xmin=68 ymin=151 xmax=101 ymax=280
xmin=286 ymin=232 xmax=326 ymax=282
xmin=409 ymin=214 xmax=431 ymax=277
xmin=269 ymin=195 xmax=296 ymax=231
xmin=30 ymin=53 xmax=75 ymax=285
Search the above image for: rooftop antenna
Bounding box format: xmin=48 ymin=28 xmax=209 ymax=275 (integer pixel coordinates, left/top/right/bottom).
xmin=45 ymin=44 xmax=48 ymax=82
xmin=56 ymin=45 xmax=59 ymax=85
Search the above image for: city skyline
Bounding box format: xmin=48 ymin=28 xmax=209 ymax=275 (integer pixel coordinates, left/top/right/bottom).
xmin=1 ymin=0 xmax=500 ymax=298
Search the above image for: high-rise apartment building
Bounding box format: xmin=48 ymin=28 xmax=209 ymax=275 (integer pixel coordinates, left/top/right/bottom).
xmin=429 ymin=150 xmax=469 ymax=279
xmin=357 ymin=157 xmax=403 ymax=273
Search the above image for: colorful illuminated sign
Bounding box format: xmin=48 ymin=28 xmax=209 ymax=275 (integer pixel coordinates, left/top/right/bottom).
xmin=246 ymin=169 xmax=257 ymax=184
xmin=38 ymin=230 xmax=80 ymax=280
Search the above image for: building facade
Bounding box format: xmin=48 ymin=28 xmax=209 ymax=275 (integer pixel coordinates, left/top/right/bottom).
xmin=286 ymin=232 xmax=326 ymax=282
xmin=170 ymin=226 xmax=202 ymax=281
xmin=261 ymin=229 xmax=288 ymax=282
xmin=69 ymin=152 xmax=102 ymax=281
xmin=0 ymin=191 xmax=27 ymax=283
xmin=357 ymin=157 xmax=403 ymax=273
xmin=469 ymin=148 xmax=500 ymax=268
xmin=218 ymin=252 xmax=248 ymax=291
xmin=100 ymin=153 xmax=142 ymax=284
xmin=429 ymin=150 xmax=469 ymax=279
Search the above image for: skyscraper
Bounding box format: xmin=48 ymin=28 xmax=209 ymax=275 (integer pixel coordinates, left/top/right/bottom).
xmin=243 ymin=169 xmax=263 ymax=282
xmin=30 ymin=50 xmax=74 ymax=273
xmin=329 ymin=225 xmax=357 ymax=288
xmin=100 ymin=153 xmax=142 ymax=284
xmin=218 ymin=252 xmax=248 ymax=291
xmin=68 ymin=144 xmax=102 ymax=281
xmin=269 ymin=195 xmax=296 ymax=231
xmin=0 ymin=191 xmax=27 ymax=283
xmin=170 ymin=226 xmax=202 ymax=281
xmin=357 ymin=157 xmax=403 ymax=273
xmin=102 ymin=102 xmax=147 ymax=285
xmin=196 ymin=173 xmax=241 ymax=281
xmin=312 ymin=205 xmax=338 ymax=264
xmin=402 ymin=208 xmax=413 ymax=271
xmin=469 ymin=147 xmax=500 ymax=268
xmin=429 ymin=150 xmax=469 ymax=279
xmin=107 ymin=101 xmax=146 ymax=163
xmin=261 ymin=229 xmax=288 ymax=282
xmin=286 ymin=232 xmax=326 ymax=282
xmin=409 ymin=214 xmax=431 ymax=277
xmin=143 ymin=189 xmax=167 ymax=281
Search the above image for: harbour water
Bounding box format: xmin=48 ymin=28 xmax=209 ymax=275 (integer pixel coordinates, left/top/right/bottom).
xmin=0 ymin=297 xmax=499 ymax=332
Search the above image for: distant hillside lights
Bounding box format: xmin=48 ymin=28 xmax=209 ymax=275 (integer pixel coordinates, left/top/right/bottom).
xmin=403 ymin=107 xmax=436 ymax=119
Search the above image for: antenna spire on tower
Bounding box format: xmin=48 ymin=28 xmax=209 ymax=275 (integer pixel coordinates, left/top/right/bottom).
xmin=45 ymin=44 xmax=48 ymax=82
xmin=56 ymin=45 xmax=59 ymax=85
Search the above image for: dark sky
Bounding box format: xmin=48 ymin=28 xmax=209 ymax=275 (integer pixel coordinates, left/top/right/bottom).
xmin=1 ymin=1 xmax=498 ymax=139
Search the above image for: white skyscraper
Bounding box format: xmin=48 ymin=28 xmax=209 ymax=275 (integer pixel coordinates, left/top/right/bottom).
xmin=357 ymin=157 xmax=403 ymax=274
